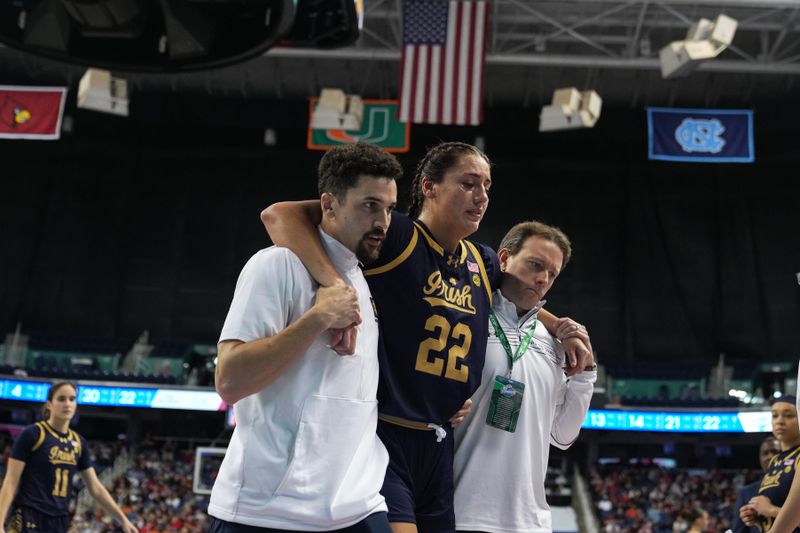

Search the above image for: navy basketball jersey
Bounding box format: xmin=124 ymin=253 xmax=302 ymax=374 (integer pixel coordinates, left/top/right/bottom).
xmin=10 ymin=421 xmax=91 ymax=516
xmin=757 ymin=444 xmax=800 ymax=533
xmin=364 ymin=211 xmax=500 ymax=424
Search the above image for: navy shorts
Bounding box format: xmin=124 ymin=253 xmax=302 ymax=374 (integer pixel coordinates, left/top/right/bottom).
xmin=377 ymin=419 xmax=455 ymax=533
xmin=208 ymin=512 xmax=391 ymax=533
xmin=7 ymin=506 xmax=68 ymax=533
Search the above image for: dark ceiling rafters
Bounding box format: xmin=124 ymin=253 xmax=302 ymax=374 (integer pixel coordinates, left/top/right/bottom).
xmin=2 ymin=0 xmax=800 ymax=108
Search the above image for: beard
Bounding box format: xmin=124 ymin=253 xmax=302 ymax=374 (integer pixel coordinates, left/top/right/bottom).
xmin=356 ymin=231 xmax=386 ymax=264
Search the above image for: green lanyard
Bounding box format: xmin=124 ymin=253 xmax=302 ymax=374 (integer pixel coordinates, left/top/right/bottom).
xmin=488 ymin=309 xmax=536 ymax=378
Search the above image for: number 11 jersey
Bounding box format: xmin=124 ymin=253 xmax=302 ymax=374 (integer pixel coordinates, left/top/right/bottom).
xmin=10 ymin=421 xmax=91 ymax=516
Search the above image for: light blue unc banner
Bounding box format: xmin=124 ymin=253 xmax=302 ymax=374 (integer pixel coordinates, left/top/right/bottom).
xmin=647 ymin=107 xmax=755 ymax=163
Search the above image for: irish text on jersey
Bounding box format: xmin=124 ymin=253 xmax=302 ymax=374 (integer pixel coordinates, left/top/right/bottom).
xmin=48 ymin=446 xmax=78 ymax=466
xmin=422 ymin=271 xmax=476 ymax=314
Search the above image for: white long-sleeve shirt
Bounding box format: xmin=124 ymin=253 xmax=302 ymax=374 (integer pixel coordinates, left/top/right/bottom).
xmin=453 ymin=290 xmax=596 ymax=533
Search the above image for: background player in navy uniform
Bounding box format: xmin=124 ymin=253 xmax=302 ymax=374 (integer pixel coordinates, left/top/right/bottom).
xmin=262 ymin=142 xmax=592 ymax=533
xmin=732 ymin=436 xmax=780 ymax=533
xmin=0 ymin=381 xmax=137 ymax=533
xmin=767 ymin=375 xmax=800 ymax=533
xmin=739 ymin=395 xmax=800 ymax=533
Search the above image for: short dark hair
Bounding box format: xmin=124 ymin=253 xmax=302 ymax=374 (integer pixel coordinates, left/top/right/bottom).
xmin=499 ymin=220 xmax=572 ymax=267
xmin=761 ymin=435 xmax=779 ymax=447
xmin=408 ymin=142 xmax=491 ymax=219
xmin=318 ymin=143 xmax=403 ymax=199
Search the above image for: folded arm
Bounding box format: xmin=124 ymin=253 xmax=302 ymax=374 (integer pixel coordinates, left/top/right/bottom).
xmin=764 ymin=484 xmax=800 ymax=533
xmin=216 ymin=284 xmax=360 ymax=404
xmin=261 ymin=200 xmax=358 ymax=354
xmin=731 ymin=489 xmax=755 ymax=533
xmin=740 ymin=503 xmax=759 ymax=527
xmin=747 ymin=495 xmax=780 ymax=523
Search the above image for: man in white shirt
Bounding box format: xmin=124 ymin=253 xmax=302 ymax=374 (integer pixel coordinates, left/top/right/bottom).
xmin=453 ymin=220 xmax=596 ymax=533
xmin=208 ymin=143 xmax=402 ymax=533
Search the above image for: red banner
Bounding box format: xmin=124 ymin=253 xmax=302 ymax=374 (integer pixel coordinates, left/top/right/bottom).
xmin=0 ymin=86 xmax=67 ymax=140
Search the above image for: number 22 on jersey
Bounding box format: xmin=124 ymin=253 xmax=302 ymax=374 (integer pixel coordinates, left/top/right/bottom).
xmin=415 ymin=315 xmax=472 ymax=382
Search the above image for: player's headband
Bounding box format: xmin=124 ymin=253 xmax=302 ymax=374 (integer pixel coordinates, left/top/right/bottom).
xmin=770 ymin=394 xmax=797 ymax=407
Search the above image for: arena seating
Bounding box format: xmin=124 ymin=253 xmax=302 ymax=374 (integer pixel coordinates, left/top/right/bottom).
xmin=72 ymin=440 xmax=211 ymax=533
xmin=0 ymin=331 xmax=202 ymax=385
xmin=589 ymin=464 xmax=761 ymax=533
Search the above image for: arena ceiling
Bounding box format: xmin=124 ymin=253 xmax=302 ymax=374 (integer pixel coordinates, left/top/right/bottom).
xmin=2 ymin=0 xmax=800 ymax=109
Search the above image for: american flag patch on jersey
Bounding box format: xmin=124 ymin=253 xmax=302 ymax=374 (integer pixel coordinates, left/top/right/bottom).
xmin=467 ymin=260 xmax=479 ymax=273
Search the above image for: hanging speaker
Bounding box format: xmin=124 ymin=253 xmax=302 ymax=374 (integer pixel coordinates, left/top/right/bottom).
xmin=0 ymin=0 xmax=296 ymax=71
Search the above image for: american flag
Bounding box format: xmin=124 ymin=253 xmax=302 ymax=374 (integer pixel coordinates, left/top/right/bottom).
xmin=399 ymin=0 xmax=489 ymax=126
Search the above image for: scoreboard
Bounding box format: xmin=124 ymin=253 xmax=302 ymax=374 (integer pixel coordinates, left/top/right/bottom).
xmin=582 ymin=409 xmax=772 ymax=433
xmin=0 ymin=378 xmax=775 ymax=432
xmin=0 ymin=378 xmax=225 ymax=411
